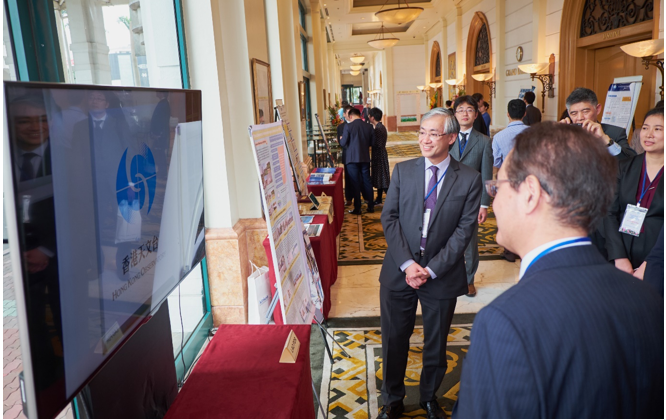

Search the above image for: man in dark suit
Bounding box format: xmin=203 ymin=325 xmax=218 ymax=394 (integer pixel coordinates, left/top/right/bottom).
xmin=378 ymin=108 xmax=482 ymax=419
xmin=453 ymin=122 xmax=663 ymax=419
xmin=337 ymin=106 xmax=353 ymax=206
xmin=522 ymin=91 xmax=541 ymax=126
xmin=451 ymin=96 xmax=493 ymax=297
xmin=560 ymin=87 xmax=635 ymax=159
xmin=642 ymin=226 xmax=664 ymax=297
xmin=560 ymin=87 xmax=637 ymax=259
xmin=340 ymin=107 xmax=375 ymax=214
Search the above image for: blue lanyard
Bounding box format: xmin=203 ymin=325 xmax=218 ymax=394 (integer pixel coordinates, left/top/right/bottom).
xmin=424 ymin=167 xmax=449 ymax=202
xmin=525 ymin=238 xmax=591 ymax=274
xmin=638 ymin=160 xmax=663 ymax=206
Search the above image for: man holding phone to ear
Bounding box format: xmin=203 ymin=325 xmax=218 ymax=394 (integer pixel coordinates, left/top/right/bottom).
xmin=559 ymin=87 xmax=636 ymax=160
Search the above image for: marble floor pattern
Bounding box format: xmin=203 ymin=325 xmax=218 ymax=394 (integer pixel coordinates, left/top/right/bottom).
xmin=329 ymin=259 xmax=520 ymax=318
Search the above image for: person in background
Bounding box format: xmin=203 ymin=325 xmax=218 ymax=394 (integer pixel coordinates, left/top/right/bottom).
xmin=471 ymin=93 xmax=488 ymax=135
xmin=560 ymin=87 xmax=635 ymax=159
xmin=491 ymin=99 xmax=528 ymax=263
xmin=445 ymin=100 xmax=453 ymax=112
xmin=338 ymin=106 xmax=354 ymax=206
xmin=453 ymin=122 xmax=664 ymax=419
xmin=340 ymin=107 xmax=375 ymax=215
xmin=378 ymin=108 xmax=482 ymax=419
xmin=362 ymin=103 xmax=371 ymax=123
xmin=479 ymin=101 xmax=491 ymax=136
xmin=522 ymin=91 xmax=541 ymax=126
xmin=369 ymin=107 xmax=390 ymax=205
xmin=604 ymin=107 xmax=663 ymax=276
xmin=338 ymin=100 xmax=349 ymax=119
xmin=452 ymin=96 xmax=494 ymax=297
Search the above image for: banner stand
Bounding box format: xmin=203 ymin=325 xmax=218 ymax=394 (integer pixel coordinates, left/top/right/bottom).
xmin=315 ymin=113 xmax=335 ymax=168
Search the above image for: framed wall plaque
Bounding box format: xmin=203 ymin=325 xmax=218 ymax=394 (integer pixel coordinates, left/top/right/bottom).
xmin=251 ymin=59 xmax=273 ymax=124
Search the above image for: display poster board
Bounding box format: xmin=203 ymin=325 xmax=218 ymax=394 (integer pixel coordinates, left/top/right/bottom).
xmin=518 ymin=86 xmax=536 ymax=100
xmin=315 ymin=113 xmax=335 ymax=167
xmin=249 ymin=122 xmax=324 ymax=324
xmin=601 ymin=76 xmax=643 ymax=136
xmin=275 ymin=100 xmax=309 ymax=196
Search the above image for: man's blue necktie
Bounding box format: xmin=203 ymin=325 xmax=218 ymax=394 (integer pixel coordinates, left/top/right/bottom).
xmin=20 ymin=152 xmax=37 ymax=181
xmin=459 ymin=132 xmax=468 ymax=156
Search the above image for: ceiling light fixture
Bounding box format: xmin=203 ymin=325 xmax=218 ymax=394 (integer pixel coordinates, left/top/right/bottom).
xmin=367 ymin=23 xmax=399 ymax=50
xmin=350 ymin=54 xmax=366 ymax=63
xmin=350 ymin=70 xmax=360 ymax=76
xmin=375 ymin=0 xmax=423 ymax=25
xmin=350 ymin=64 xmax=363 ymax=71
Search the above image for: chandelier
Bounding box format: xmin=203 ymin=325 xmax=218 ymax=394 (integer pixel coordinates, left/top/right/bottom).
xmin=350 ymin=70 xmax=361 ymax=76
xmin=375 ymin=0 xmax=423 ymax=25
xmin=350 ymin=64 xmax=363 ymax=71
xmin=367 ymin=23 xmax=399 ymax=50
xmin=350 ymin=54 xmax=366 ymax=64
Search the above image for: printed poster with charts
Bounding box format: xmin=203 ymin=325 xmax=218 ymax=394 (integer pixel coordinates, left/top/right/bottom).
xmin=276 ymin=101 xmax=309 ymax=196
xmin=249 ymin=122 xmax=324 ymax=324
xmin=601 ymin=76 xmax=643 ymax=136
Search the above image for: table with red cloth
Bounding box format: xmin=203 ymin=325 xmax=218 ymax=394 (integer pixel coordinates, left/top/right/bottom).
xmin=307 ymin=167 xmax=344 ymax=235
xmin=263 ymin=214 xmax=337 ymax=324
xmin=165 ymin=324 xmax=314 ymax=419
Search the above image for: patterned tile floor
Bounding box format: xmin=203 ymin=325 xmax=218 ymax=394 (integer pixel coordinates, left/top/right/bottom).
xmin=3 ymin=252 xmax=72 ymax=419
xmin=318 ymin=325 xmax=472 ymax=419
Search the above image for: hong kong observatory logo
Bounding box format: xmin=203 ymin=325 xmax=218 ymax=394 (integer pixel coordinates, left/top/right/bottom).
xmin=116 ymin=143 xmax=157 ymax=222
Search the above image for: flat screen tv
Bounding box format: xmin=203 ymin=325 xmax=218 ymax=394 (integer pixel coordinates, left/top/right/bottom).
xmin=3 ymin=82 xmax=204 ymax=418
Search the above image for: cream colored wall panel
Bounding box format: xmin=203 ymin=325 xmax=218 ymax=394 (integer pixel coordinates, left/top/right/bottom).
xmin=545 ymin=9 xmax=562 ymax=36
xmin=447 ymin=22 xmax=456 ymax=53
xmin=506 ymin=0 xmax=533 ymax=16
xmin=505 ymin=23 xmax=533 ymax=48
xmin=546 ymin=0 xmax=565 ymax=15
xmin=505 ymin=4 xmax=532 ymax=32
xmin=545 ymin=34 xmax=560 ymax=59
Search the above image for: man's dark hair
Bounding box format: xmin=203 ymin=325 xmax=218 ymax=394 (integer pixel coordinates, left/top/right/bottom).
xmin=369 ymin=107 xmax=383 ymax=121
xmin=566 ymin=87 xmax=598 ymax=109
xmin=506 ymin=122 xmax=617 ymax=232
xmin=524 ymin=91 xmax=536 ymax=104
xmin=471 ymin=93 xmax=483 ymax=103
xmin=644 ymin=106 xmax=664 ymax=122
xmin=655 ymin=100 xmax=664 ymax=109
xmin=445 ymin=100 xmax=453 ymax=108
xmin=482 ymin=101 xmax=490 ymax=109
xmin=341 ymin=101 xmax=349 ymax=106
xmin=508 ymin=99 xmax=527 ymax=120
xmin=453 ymin=95 xmax=478 ymax=112
xmin=348 ymin=107 xmax=361 ymax=117
xmin=343 ymin=105 xmax=354 ymax=116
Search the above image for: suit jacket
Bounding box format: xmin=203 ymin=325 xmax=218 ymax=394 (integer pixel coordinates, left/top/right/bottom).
xmin=603 ymin=123 xmax=636 ymax=160
xmin=379 ymin=157 xmax=482 ymax=299
xmin=339 ymin=119 xmax=374 ymax=163
xmin=453 ymin=245 xmax=664 ymax=419
xmin=604 ymin=153 xmax=664 ymax=267
xmin=450 ymin=129 xmax=493 ymax=207
xmin=473 ymin=112 xmax=487 ymax=136
xmin=522 ymin=104 xmax=542 ymax=126
xmin=337 ymin=122 xmax=347 ymax=163
xmin=644 ymin=226 xmax=664 ymax=297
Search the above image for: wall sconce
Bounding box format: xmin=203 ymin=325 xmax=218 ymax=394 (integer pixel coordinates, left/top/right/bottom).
xmin=428 ymin=82 xmax=443 ymax=89
xmin=416 ymin=85 xmax=427 ymax=92
xmin=620 ymin=39 xmax=664 ymax=101
xmin=518 ymin=62 xmax=554 ymax=113
xmin=471 ymin=73 xmax=496 ymax=99
xmin=445 ymin=77 xmax=466 ymax=94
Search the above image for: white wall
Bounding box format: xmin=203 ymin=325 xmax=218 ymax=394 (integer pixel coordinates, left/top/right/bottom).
xmin=544 ymin=0 xmax=564 ymax=120
xmin=392 ymin=45 xmax=427 ymax=113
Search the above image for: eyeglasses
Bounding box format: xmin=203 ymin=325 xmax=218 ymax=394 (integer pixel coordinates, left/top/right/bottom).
xmin=455 ymin=108 xmax=476 ymax=114
xmin=484 ymin=179 xmax=512 ymax=197
xmin=418 ymin=131 xmax=447 ymax=141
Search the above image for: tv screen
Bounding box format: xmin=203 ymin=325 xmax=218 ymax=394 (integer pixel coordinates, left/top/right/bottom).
xmin=3 ymin=82 xmax=204 ymax=418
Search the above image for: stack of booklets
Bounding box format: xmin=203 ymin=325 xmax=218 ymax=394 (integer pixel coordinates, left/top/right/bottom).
xmin=309 ymin=168 xmax=335 ymax=184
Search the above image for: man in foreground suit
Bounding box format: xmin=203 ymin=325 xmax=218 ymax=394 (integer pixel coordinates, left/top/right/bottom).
xmin=451 ymin=96 xmax=493 ymax=297
xmin=378 ymin=108 xmax=482 ymax=419
xmin=453 ymin=122 xmax=664 ymax=419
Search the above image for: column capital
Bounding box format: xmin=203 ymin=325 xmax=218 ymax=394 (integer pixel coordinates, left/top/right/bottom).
xmin=309 ymin=0 xmax=321 ymax=14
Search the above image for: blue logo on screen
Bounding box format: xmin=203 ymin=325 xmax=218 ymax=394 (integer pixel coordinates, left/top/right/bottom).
xmin=116 ymin=144 xmax=156 ymax=222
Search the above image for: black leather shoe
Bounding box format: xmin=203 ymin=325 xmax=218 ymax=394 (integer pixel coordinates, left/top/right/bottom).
xmin=373 ymin=200 xmax=383 ymax=205
xmin=348 ymin=209 xmax=362 ymax=215
xmin=377 ymin=402 xmax=404 ymax=419
xmin=420 ymin=400 xmax=445 ymax=419
xmin=366 ymin=207 xmax=375 ymax=213
xmin=503 ymin=249 xmax=517 ymax=262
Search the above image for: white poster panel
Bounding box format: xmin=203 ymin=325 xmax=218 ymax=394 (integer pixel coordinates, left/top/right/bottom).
xmin=249 ymin=122 xmax=324 ymax=324
xmin=601 ymin=76 xmax=643 ymax=136
xmin=276 ymin=102 xmax=309 ymax=195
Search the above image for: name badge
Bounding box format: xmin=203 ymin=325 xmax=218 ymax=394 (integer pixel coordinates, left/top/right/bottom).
xmin=422 ymin=209 xmax=431 ymax=238
xmin=619 ymin=204 xmax=648 ymax=237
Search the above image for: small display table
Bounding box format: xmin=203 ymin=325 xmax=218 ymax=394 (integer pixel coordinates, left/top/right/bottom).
xmin=307 ymin=168 xmax=344 ymax=236
xmin=164 ymin=324 xmax=314 ymax=419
